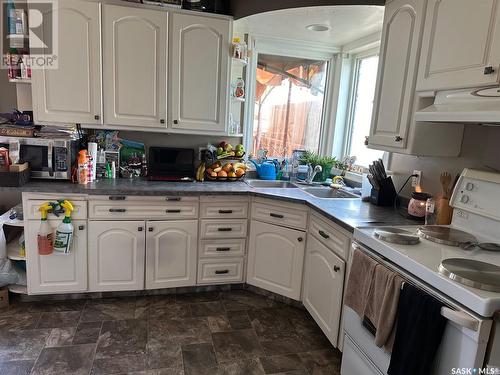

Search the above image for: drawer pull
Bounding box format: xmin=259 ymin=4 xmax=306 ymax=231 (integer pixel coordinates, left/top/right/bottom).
xmin=318 ymin=230 xmax=330 ymax=239
xmin=218 ymin=227 xmax=233 ymax=232
xmin=215 ymin=270 xmax=229 ymax=275
xmin=166 ymin=209 xmax=181 ymax=213
xmin=270 ymin=213 xmax=284 ymax=219
xmin=109 ymin=208 xmax=126 ymax=213
xmin=334 ymin=265 xmax=340 ymax=272
xmin=218 ymin=209 xmax=233 ymax=214
xmin=109 ymin=196 xmax=126 ymax=201
xmin=216 ymin=247 xmax=231 ymax=252
xmin=165 ymin=197 xmax=181 ymax=201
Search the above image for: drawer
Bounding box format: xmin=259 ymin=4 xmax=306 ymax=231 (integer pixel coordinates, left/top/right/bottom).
xmin=252 ymin=202 xmax=308 ymax=230
xmin=199 ymin=239 xmax=246 ymax=258
xmin=26 ymin=199 xmax=87 ymax=220
xmin=89 ymin=195 xmax=199 ymax=202
xmin=200 ymin=219 xmax=247 ymax=239
xmin=200 ymin=201 xmax=248 ymax=219
xmin=197 ymin=258 xmax=244 ymax=284
xmin=309 ymin=214 xmax=350 ymax=260
xmin=88 ymin=201 xmax=198 ymax=220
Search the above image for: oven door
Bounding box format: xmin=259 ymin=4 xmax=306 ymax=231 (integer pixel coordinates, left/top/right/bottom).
xmin=342 ymin=242 xmax=493 ymax=375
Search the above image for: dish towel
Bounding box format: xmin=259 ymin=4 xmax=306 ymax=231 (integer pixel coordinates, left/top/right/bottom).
xmin=344 ymin=249 xmax=377 ymax=316
xmin=363 ymin=264 xmax=405 ymax=351
xmin=388 ymin=283 xmax=447 ymax=375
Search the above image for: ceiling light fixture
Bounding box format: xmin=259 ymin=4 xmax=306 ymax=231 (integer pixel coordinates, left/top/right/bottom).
xmin=306 ymin=24 xmax=330 ymax=32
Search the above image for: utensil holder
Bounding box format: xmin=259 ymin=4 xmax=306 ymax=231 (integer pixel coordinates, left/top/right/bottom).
xmin=370 ymin=177 xmax=397 ymax=206
xmin=437 ymin=198 xmax=453 ymax=225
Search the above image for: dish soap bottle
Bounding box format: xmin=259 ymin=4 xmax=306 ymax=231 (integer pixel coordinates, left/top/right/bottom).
xmin=53 ymin=200 xmax=74 ymax=254
xmin=37 ymin=202 xmax=54 ymax=255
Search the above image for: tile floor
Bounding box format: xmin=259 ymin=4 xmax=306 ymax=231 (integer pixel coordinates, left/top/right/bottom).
xmin=0 ymin=290 xmax=342 ymax=374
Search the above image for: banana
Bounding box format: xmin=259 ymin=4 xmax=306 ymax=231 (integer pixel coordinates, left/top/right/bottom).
xmin=200 ymin=162 xmax=206 ymax=182
xmin=233 ymin=162 xmax=247 ymax=170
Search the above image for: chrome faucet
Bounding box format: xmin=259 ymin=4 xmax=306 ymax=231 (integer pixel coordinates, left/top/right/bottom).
xmin=305 ymin=164 xmax=322 ymax=184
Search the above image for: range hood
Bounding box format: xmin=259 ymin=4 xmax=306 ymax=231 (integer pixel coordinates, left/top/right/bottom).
xmin=414 ymin=87 xmax=500 ymax=124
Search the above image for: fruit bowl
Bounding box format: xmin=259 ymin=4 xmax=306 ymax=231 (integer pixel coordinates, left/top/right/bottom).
xmin=205 ymin=171 xmax=245 ymax=182
xmin=204 ymin=161 xmax=247 ymax=182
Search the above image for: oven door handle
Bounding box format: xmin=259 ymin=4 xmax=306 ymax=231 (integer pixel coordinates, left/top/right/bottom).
xmin=440 ymin=306 xmax=479 ymax=332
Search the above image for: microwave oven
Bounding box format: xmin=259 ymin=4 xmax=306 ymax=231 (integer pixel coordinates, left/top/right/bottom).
xmin=0 ymin=136 xmax=79 ymax=179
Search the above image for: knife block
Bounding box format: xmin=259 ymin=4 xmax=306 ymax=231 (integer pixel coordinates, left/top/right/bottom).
xmin=370 ymin=177 xmax=397 ymax=206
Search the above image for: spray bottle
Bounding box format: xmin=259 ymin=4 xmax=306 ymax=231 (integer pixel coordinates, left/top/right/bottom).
xmin=53 ymin=200 xmax=74 ymax=254
xmin=37 ymin=202 xmax=54 ymax=255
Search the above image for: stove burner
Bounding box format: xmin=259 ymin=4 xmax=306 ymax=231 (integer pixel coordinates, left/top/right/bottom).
xmin=374 ymin=228 xmax=420 ymax=245
xmin=417 ymin=226 xmax=477 ymax=247
xmin=460 ymin=242 xmax=500 ymax=252
xmin=439 ymin=258 xmax=500 ymax=292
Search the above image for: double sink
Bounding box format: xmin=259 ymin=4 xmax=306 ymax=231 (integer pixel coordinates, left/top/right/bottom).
xmin=245 ymin=179 xmax=359 ymax=199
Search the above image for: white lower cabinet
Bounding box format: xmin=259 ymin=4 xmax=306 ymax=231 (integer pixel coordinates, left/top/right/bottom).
xmin=145 ymin=220 xmax=198 ymax=289
xmin=247 ymin=220 xmax=305 ymax=300
xmin=26 ymin=219 xmax=87 ymax=294
xmin=88 ymin=221 xmax=145 ymax=292
xmin=303 ymin=235 xmax=345 ymax=347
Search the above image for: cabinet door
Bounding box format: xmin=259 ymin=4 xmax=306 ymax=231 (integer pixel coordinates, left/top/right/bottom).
xmin=88 ymin=221 xmax=145 ymax=292
xmin=303 ymin=235 xmax=345 ymax=347
xmin=103 ymin=4 xmax=167 ymax=128
xmin=247 ymin=221 xmax=305 ymax=300
xmin=417 ymin=0 xmax=500 ymax=91
xmin=369 ymin=0 xmax=426 ymax=149
xmin=31 ymin=0 xmax=102 ymax=125
xmin=145 ymin=220 xmax=197 ymax=289
xmin=170 ymin=13 xmax=230 ymax=133
xmin=26 ymin=219 xmax=87 ymax=294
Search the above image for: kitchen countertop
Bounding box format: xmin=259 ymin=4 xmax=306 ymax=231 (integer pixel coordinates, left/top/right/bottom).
xmin=0 ymin=179 xmax=416 ymax=232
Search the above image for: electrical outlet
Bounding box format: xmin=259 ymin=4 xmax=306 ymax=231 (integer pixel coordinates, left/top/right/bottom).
xmin=412 ymin=170 xmax=422 ymax=188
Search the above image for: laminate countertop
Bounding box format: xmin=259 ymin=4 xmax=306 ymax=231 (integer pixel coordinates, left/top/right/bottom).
xmin=1 ymin=179 xmax=416 ymax=232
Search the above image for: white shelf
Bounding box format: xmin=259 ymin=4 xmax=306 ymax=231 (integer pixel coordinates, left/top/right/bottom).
xmin=6 ymin=34 xmax=28 ymax=40
xmin=232 ymin=57 xmax=248 ymax=66
xmin=9 ymin=78 xmax=31 ymax=84
xmin=1 ymin=205 xmax=24 ymax=227
xmin=7 ymin=237 xmax=25 ymax=261
xmin=8 ymin=284 xmax=27 ymax=294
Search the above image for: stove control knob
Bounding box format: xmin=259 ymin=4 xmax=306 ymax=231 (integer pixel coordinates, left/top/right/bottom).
xmin=465 ymin=182 xmax=474 ymax=191
xmin=461 ymin=195 xmax=470 ymax=204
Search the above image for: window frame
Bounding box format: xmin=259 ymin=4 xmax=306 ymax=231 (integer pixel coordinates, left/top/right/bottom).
xmin=343 ymin=48 xmax=387 ymax=171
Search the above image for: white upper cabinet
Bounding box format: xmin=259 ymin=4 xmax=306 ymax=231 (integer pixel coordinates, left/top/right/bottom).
xmin=88 ymin=220 xmax=145 ymax=292
xmin=145 ymin=220 xmax=198 ymax=289
xmin=103 ymin=4 xmax=167 ymax=128
xmin=417 ymin=0 xmax=500 ymax=91
xmin=247 ymin=220 xmax=305 ymax=300
xmin=170 ymin=13 xmax=230 ymax=133
xmin=31 ymin=0 xmax=102 ymax=125
xmin=369 ymin=0 xmax=426 ymax=149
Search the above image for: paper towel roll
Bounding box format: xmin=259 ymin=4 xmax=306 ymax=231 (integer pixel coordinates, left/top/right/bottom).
xmin=88 ymin=142 xmax=98 ymax=182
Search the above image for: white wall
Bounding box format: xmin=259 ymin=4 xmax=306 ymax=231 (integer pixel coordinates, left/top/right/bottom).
xmin=389 ymin=125 xmax=500 ymax=197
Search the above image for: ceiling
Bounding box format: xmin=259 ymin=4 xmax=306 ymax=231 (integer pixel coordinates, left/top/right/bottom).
xmin=234 ymin=5 xmax=384 ymax=48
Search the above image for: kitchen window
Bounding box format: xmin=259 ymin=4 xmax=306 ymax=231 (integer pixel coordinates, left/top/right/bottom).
xmin=345 ymin=53 xmax=384 ymax=168
xmin=251 ymin=53 xmax=329 ymax=158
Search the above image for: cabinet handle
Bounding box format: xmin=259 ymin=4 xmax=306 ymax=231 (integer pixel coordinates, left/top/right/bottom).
xmin=215 ymin=270 xmax=229 ymax=275
xmin=216 ymin=247 xmax=231 ymax=252
xmin=166 ymin=209 xmax=181 ymax=213
xmin=334 ymin=265 xmax=341 ymax=272
xmin=173 ymin=120 xmax=179 ymax=125
xmin=165 ymin=197 xmax=181 ymax=201
xmin=270 ymin=213 xmax=284 ymax=219
xmin=298 ymin=237 xmax=304 ymax=242
xmin=218 ymin=227 xmax=233 ymax=232
xmin=218 ymin=209 xmax=233 ymax=214
xmin=484 ymin=66 xmax=495 ymax=75
xmin=109 ymin=196 xmax=126 ymax=201
xmin=364 ymin=136 xmax=369 ymax=146
xmin=138 ymin=227 xmax=143 ymax=232
xmin=78 ymin=225 xmax=85 ymax=231
xmin=318 ymin=230 xmax=330 ymax=239
xmin=109 ymin=208 xmax=126 ymax=213
xmin=94 ymin=115 xmax=100 ymax=120
xmin=394 ymin=136 xmax=403 ymax=142
xmin=160 ymin=119 xmax=165 ymax=124
xmin=148 ymin=227 xmax=154 ymax=232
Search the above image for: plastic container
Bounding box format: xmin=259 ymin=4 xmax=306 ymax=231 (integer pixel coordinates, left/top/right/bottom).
xmin=77 ymin=150 xmax=88 ymax=184
xmin=37 ymin=203 xmax=53 ymax=255
xmin=53 ymin=201 xmax=74 ymax=254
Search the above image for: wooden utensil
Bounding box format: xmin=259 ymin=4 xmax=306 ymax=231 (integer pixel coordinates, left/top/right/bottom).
xmin=440 ymin=172 xmax=452 ymax=199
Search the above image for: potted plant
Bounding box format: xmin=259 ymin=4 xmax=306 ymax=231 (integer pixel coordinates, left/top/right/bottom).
xmin=300 ymin=152 xmax=343 ymax=182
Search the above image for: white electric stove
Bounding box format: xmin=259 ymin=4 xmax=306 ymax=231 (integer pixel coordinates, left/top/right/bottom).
xmin=342 ymin=169 xmax=500 ymax=375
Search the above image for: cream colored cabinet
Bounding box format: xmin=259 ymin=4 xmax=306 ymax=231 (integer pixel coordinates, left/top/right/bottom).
xmin=417 ymin=0 xmax=500 ymax=91
xmin=103 ymin=4 xmax=167 ymax=128
xmin=145 ymin=220 xmax=197 ymax=289
xmin=170 ymin=12 xmax=230 ymax=133
xmin=247 ymin=220 xmax=305 ymax=300
xmin=88 ymin=220 xmax=145 ymax=292
xmin=26 ymin=219 xmax=87 ymax=294
xmin=369 ymin=0 xmax=426 ymax=149
xmin=303 ymin=235 xmax=345 ymax=347
xmin=31 ymin=0 xmax=102 ymax=125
